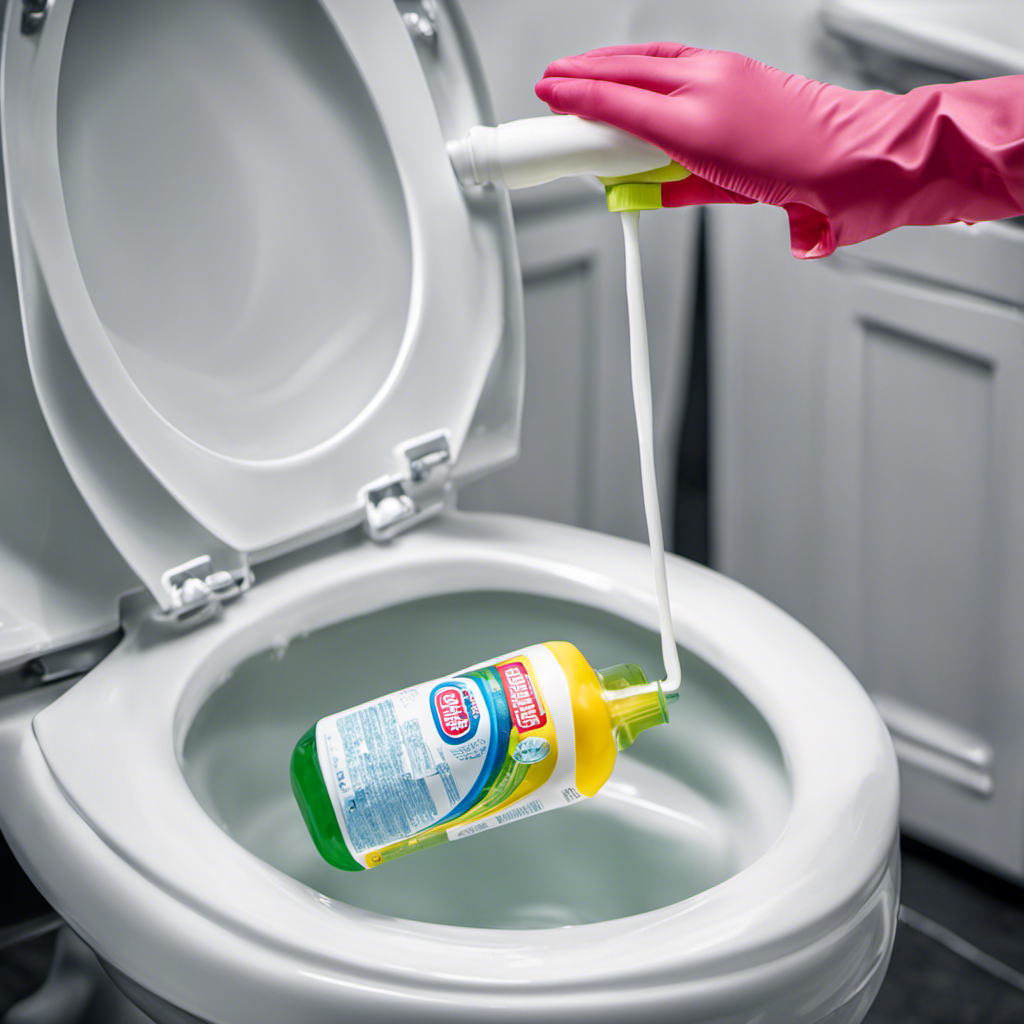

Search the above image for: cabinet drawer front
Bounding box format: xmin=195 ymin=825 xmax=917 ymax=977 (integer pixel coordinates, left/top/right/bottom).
xmin=838 ymin=220 xmax=1024 ymax=310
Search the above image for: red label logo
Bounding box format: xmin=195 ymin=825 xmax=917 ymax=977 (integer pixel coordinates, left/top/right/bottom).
xmin=498 ymin=661 xmax=547 ymax=733
xmin=432 ymin=685 xmax=478 ymax=741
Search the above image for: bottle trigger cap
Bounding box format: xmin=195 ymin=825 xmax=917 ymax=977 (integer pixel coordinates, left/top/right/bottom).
xmin=599 ymin=161 xmax=690 ymax=212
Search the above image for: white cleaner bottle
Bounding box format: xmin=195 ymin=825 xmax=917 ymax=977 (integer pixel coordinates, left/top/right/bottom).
xmin=447 ymin=114 xmax=673 ymax=190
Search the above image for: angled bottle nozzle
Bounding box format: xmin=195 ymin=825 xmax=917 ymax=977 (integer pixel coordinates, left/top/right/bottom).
xmin=595 ymin=663 xmax=675 ymax=751
xmin=598 ymin=161 xmax=691 ymax=212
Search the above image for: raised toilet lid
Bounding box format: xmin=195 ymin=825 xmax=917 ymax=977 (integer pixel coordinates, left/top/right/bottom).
xmin=0 ymin=0 xmax=522 ymax=629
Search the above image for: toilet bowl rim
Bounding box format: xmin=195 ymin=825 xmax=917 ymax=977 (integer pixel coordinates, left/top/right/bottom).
xmin=3 ymin=698 xmax=899 ymax=1023
xmin=3 ymin=723 xmax=899 ymax=1023
xmin=17 ymin=512 xmax=900 ymax=995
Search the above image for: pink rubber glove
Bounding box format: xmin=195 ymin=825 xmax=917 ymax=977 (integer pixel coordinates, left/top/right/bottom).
xmin=536 ymin=44 xmax=1024 ymax=259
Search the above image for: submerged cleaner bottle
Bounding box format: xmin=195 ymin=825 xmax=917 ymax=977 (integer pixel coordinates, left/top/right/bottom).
xmin=291 ymin=641 xmax=672 ymax=870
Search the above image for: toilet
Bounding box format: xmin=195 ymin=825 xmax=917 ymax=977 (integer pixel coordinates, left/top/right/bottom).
xmin=0 ymin=1 xmax=899 ymax=1023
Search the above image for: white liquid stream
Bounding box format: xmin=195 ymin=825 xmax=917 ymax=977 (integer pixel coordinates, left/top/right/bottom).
xmin=620 ymin=212 xmax=682 ymax=694
xmin=447 ymin=123 xmax=682 ymax=692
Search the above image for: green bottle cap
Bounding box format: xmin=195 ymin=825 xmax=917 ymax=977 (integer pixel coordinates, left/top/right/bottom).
xmin=599 ymin=160 xmax=691 ymax=213
xmin=596 ymin=663 xmax=674 ymax=750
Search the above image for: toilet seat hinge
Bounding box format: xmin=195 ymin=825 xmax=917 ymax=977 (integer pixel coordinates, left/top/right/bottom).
xmin=21 ymin=0 xmax=48 ymax=36
xmin=397 ymin=0 xmax=440 ymax=45
xmin=362 ymin=432 xmax=452 ymax=543
xmin=159 ymin=555 xmax=254 ymax=624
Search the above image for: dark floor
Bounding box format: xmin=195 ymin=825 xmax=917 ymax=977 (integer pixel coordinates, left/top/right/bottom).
xmin=3 ymin=834 xmax=1024 ymax=1021
xmin=864 ymin=837 xmax=1024 ymax=1023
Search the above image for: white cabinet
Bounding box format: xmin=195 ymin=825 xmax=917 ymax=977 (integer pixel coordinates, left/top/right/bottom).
xmin=821 ymin=266 xmax=1024 ymax=877
xmin=461 ymin=192 xmax=697 ymax=542
xmin=713 ymin=202 xmax=1024 ymax=878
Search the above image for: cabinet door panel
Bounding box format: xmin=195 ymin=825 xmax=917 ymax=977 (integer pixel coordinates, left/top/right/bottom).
xmin=461 ymin=199 xmax=697 ymax=543
xmin=821 ymin=270 xmax=1024 ymax=876
xmin=713 ymin=204 xmax=1024 ymax=879
xmin=460 ymin=210 xmax=603 ymax=528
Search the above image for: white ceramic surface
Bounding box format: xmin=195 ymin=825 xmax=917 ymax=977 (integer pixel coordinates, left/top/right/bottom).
xmin=0 ymin=513 xmax=899 ymax=1024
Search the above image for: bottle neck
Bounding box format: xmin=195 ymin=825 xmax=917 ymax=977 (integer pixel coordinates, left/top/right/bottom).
xmin=596 ymin=664 xmax=673 ymax=751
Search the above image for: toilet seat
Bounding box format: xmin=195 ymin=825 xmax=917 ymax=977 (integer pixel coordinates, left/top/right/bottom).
xmin=2 ymin=514 xmax=898 ymax=1024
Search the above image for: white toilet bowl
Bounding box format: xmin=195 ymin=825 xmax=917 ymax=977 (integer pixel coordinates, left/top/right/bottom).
xmin=0 ymin=1 xmax=899 ymax=1022
xmin=0 ymin=514 xmax=898 ymax=1024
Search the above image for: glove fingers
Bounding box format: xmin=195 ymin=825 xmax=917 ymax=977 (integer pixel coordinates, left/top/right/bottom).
xmin=536 ymin=77 xmax=703 ymax=161
xmin=543 ymin=54 xmax=702 ymax=95
xmin=572 ymin=42 xmax=705 ymax=60
xmin=662 ymin=176 xmax=757 ymax=207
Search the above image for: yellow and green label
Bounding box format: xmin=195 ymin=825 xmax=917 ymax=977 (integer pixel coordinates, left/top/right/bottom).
xmin=312 ymin=644 xmax=585 ymax=869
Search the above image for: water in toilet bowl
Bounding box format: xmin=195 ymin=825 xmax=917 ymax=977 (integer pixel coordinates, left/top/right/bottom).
xmin=186 ymin=592 xmax=790 ymax=928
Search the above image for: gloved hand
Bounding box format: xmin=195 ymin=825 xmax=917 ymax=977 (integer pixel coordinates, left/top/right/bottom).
xmin=536 ymin=44 xmax=1024 ymax=258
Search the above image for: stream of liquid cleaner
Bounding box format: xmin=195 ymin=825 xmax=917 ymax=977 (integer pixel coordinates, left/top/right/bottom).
xmin=620 ymin=211 xmax=682 ymax=694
